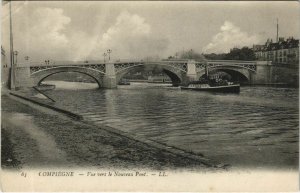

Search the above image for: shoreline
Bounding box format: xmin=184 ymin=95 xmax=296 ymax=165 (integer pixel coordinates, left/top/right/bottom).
xmin=1 ymin=91 xmax=222 ymax=170
xmin=45 ymin=79 xmax=299 ymax=88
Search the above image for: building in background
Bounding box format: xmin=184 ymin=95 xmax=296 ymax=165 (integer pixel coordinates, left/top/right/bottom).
xmin=148 ymin=75 xmax=171 ymax=83
xmin=253 ymin=37 xmax=299 ymax=65
xmin=1 ymin=46 xmax=11 ymax=89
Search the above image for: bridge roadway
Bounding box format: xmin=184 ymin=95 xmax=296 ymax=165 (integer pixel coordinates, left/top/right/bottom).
xmin=14 ymin=59 xmax=279 ymax=89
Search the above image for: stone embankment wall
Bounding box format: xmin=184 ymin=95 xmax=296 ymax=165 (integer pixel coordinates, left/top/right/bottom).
xmin=270 ymin=65 xmax=298 ymax=86
xmin=251 ymin=63 xmax=298 ymax=86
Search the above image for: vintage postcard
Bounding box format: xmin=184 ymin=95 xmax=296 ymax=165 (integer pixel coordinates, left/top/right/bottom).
xmin=1 ymin=1 xmax=299 ymax=192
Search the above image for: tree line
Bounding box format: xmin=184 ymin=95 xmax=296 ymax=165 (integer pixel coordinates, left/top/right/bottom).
xmin=168 ymin=47 xmax=256 ymax=61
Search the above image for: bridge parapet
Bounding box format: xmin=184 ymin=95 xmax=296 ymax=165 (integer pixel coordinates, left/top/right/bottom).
xmin=195 ymin=62 xmax=207 ymax=70
xmin=30 ymin=63 xmax=106 ymax=75
xmin=195 ymin=60 xmax=257 ymax=72
xmin=114 ymin=62 xmax=144 ymax=74
xmin=255 ymin=61 xmax=272 ymax=66
xmin=114 ymin=61 xmax=188 ymax=74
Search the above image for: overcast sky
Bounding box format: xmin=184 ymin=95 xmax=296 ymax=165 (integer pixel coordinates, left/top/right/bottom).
xmin=2 ymin=1 xmax=300 ymax=63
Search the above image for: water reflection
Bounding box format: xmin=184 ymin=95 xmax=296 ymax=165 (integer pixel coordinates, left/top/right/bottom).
xmin=45 ymin=81 xmax=98 ymax=90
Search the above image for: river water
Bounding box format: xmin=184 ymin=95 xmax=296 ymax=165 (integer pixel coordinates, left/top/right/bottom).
xmin=44 ymin=81 xmax=298 ymax=169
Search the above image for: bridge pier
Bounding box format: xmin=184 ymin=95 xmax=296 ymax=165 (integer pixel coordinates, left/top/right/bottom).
xmin=103 ymin=63 xmax=117 ymax=89
xmin=183 ymin=60 xmax=198 ymax=85
xmin=250 ymin=61 xmax=298 ymax=86
xmin=103 ymin=76 xmax=117 ymax=88
xmin=186 ymin=60 xmax=197 ymax=80
xmin=15 ymin=66 xmax=33 ymax=89
xmin=250 ymin=61 xmax=272 ymax=85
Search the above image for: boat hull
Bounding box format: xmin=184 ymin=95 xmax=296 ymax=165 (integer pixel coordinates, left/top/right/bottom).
xmin=118 ymin=82 xmax=131 ymax=85
xmin=181 ymin=84 xmax=240 ymax=93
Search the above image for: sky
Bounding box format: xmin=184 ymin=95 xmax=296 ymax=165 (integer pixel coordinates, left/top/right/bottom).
xmin=1 ymin=1 xmax=300 ymax=63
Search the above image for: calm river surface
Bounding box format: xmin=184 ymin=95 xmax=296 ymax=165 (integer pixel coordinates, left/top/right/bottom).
xmin=44 ymin=81 xmax=299 ymax=169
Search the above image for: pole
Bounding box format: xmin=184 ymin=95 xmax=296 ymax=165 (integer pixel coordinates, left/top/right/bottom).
xmin=107 ymin=49 xmax=112 ymax=61
xmin=9 ymin=1 xmax=15 ymax=90
xmin=205 ymin=64 xmax=209 ymax=78
xmin=103 ymin=53 xmax=107 ymax=62
xmin=276 ymin=18 xmax=279 ymax=43
xmin=14 ymin=51 xmax=18 ymax=65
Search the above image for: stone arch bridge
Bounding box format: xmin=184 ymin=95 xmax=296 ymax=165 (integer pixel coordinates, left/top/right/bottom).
xmin=15 ymin=59 xmax=271 ymax=89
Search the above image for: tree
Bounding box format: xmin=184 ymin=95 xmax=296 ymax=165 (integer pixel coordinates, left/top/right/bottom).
xmin=179 ymin=49 xmax=206 ymax=61
xmin=225 ymin=47 xmax=255 ymax=60
xmin=203 ymin=47 xmax=256 ymax=61
xmin=203 ymin=53 xmax=227 ymax=60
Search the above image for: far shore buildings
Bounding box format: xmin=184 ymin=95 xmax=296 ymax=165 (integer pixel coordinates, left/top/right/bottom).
xmin=253 ymin=37 xmax=299 ymax=65
xmin=1 ymin=46 xmax=10 ymax=88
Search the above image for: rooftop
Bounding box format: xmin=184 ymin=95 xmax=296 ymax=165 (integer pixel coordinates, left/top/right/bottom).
xmin=253 ymin=37 xmax=299 ymax=52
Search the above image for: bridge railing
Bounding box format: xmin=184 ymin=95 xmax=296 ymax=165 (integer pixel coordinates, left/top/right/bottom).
xmin=113 ymin=60 xmax=189 ymax=74
xmin=29 ymin=63 xmax=107 ymax=75
xmin=26 ymin=61 xmax=109 ymax=67
xmin=206 ymin=60 xmax=257 ymax=63
xmin=195 ymin=60 xmax=257 ymax=72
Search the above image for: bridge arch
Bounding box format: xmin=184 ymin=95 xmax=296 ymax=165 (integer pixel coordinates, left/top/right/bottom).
xmin=197 ymin=66 xmax=252 ymax=83
xmin=31 ymin=66 xmax=105 ymax=88
xmin=115 ymin=62 xmax=186 ymax=86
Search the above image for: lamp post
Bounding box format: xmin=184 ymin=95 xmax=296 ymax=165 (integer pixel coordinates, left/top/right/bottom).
xmin=103 ymin=53 xmax=107 ymax=62
xmin=107 ymin=49 xmax=112 ymax=61
xmin=9 ymin=1 xmax=15 ymax=90
xmin=13 ymin=51 xmax=18 ymax=65
xmin=24 ymin=56 xmax=29 ymax=67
